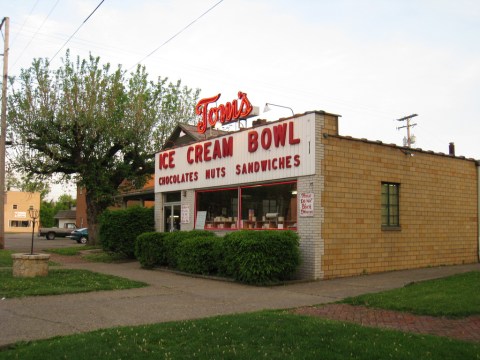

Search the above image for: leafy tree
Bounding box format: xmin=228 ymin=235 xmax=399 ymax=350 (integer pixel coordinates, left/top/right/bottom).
xmin=40 ymin=200 xmax=55 ymax=227
xmin=7 ymin=51 xmax=200 ymax=244
xmin=54 ymin=194 xmax=76 ymax=212
xmin=5 ymin=168 xmax=51 ymax=199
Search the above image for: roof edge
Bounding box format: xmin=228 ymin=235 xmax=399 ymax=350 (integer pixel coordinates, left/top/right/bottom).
xmin=325 ymin=133 xmax=479 ymax=163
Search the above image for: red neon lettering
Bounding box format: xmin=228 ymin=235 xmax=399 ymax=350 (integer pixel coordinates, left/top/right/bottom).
xmin=187 ymin=147 xmax=194 ymax=164
xmin=289 ymin=122 xmax=300 ymax=144
xmin=213 ymin=140 xmax=222 ymax=159
xmin=272 ymin=158 xmax=278 ymax=170
xmin=195 ymin=91 xmax=253 ymax=134
xmin=248 ymin=131 xmax=258 ymax=152
xmin=158 ymin=151 xmax=175 ymax=170
xmin=205 ymin=167 xmax=226 ymax=179
xmin=204 ymin=141 xmax=212 ymax=162
xmin=187 ymin=137 xmax=234 ymax=164
xmin=195 ymin=144 xmax=203 ymax=163
xmin=195 ymin=94 xmax=221 ymax=134
xmin=273 ymin=123 xmax=287 ymax=147
xmin=222 ymin=137 xmax=233 ymax=157
xmin=261 ymin=128 xmax=272 ymax=150
xmin=294 ymin=154 xmax=300 ymax=166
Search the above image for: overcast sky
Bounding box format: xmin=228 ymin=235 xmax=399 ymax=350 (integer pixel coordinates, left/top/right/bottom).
xmin=2 ymin=0 xmax=479 ymax=199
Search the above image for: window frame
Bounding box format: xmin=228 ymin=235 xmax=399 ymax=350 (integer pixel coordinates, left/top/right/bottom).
xmin=381 ymin=182 xmax=400 ymax=230
xmin=195 ymin=181 xmax=297 ymax=231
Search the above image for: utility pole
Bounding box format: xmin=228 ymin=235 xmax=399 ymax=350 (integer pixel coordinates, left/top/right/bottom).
xmin=396 ymin=114 xmax=418 ymax=148
xmin=0 ymin=17 xmax=9 ymax=249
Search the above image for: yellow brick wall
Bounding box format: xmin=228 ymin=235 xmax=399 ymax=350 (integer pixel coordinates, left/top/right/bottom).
xmin=321 ymin=136 xmax=478 ymax=279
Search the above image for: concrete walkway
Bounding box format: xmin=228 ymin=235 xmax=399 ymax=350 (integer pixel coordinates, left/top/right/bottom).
xmin=1 ymin=250 xmax=479 ymax=347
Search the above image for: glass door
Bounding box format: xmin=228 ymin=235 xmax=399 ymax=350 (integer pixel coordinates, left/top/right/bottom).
xmin=164 ymin=204 xmax=181 ymax=232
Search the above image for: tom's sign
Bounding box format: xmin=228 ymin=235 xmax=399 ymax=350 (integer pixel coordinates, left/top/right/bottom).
xmin=195 ymin=91 xmax=258 ymax=134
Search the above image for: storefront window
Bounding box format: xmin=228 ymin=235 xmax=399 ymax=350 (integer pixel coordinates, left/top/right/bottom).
xmin=196 ymin=182 xmax=297 ymax=230
xmin=197 ymin=188 xmax=238 ymax=230
xmin=241 ymin=182 xmax=297 ymax=230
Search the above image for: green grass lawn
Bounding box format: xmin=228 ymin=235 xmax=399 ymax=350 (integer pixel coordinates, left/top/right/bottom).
xmin=1 ymin=253 xmax=478 ymax=359
xmin=1 ymin=311 xmax=478 ymax=359
xmin=0 ymin=249 xmax=14 ymax=267
xmin=0 ymin=269 xmax=147 ymax=298
xmin=342 ymin=271 xmax=480 ymax=317
xmin=46 ymin=245 xmax=100 ymax=256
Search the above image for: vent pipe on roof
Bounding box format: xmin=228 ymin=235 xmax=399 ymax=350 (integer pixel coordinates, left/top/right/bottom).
xmin=252 ymin=119 xmax=268 ymax=127
xmin=449 ymin=142 xmax=455 ymax=156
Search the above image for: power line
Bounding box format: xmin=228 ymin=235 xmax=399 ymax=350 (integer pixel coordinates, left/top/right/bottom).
xmin=10 ymin=0 xmax=40 ymax=46
xmin=49 ymin=0 xmax=106 ymax=64
xmin=128 ymin=0 xmax=225 ymax=71
xmin=11 ymin=0 xmax=60 ymax=69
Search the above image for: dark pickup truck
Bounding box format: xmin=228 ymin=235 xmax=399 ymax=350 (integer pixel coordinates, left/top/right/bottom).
xmin=39 ymin=223 xmax=77 ymax=240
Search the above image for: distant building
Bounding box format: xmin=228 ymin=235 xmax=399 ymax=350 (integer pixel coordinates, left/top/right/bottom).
xmin=4 ymin=191 xmax=41 ymax=233
xmin=54 ymin=209 xmax=76 ymax=228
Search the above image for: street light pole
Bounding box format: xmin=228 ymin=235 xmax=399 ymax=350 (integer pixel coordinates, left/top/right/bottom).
xmin=29 ymin=208 xmax=39 ymax=255
xmin=0 ymin=17 xmax=10 ymax=250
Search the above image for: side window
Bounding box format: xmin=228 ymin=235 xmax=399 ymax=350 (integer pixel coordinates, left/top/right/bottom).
xmin=13 ymin=204 xmax=18 ymax=210
xmin=381 ymin=182 xmax=400 ymax=228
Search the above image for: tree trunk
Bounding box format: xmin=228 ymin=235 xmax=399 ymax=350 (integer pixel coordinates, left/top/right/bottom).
xmin=85 ymin=193 xmax=104 ymax=246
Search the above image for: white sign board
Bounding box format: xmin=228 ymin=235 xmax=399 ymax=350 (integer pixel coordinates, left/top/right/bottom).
xmin=14 ymin=211 xmax=27 ymax=219
xmin=195 ymin=211 xmax=207 ymax=229
xmin=299 ymin=192 xmax=314 ymax=217
xmin=155 ymin=114 xmax=316 ymax=193
xmin=181 ymin=204 xmax=190 ymax=224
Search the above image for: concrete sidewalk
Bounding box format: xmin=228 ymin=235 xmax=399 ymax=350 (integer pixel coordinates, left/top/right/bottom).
xmin=1 ymin=254 xmax=479 ymax=347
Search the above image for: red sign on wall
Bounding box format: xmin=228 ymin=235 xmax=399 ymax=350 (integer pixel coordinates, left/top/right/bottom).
xmin=195 ymin=91 xmax=254 ymax=134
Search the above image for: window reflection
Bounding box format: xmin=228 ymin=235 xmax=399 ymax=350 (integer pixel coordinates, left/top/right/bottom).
xmin=196 ymin=182 xmax=297 ymax=230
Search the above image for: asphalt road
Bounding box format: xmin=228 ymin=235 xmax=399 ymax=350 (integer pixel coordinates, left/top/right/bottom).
xmin=5 ymin=232 xmax=83 ymax=253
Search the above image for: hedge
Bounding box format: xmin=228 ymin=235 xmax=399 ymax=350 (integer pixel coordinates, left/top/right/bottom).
xmin=222 ymin=230 xmax=301 ymax=284
xmin=163 ymin=230 xmax=216 ymax=268
xmin=135 ymin=232 xmax=168 ymax=268
xmin=176 ymin=235 xmax=222 ymax=275
xmin=135 ymin=230 xmax=217 ymax=269
xmin=100 ymin=206 xmax=155 ymax=258
xmin=134 ymin=229 xmax=300 ymax=285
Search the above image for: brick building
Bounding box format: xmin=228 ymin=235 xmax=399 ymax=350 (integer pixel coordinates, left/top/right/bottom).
xmin=154 ymin=111 xmax=478 ymax=279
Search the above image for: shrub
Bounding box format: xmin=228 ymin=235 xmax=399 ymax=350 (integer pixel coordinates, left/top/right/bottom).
xmin=222 ymin=230 xmax=300 ymax=285
xmin=164 ymin=230 xmax=217 ymax=268
xmin=176 ymin=235 xmax=222 ymax=275
xmin=135 ymin=232 xmax=168 ymax=268
xmin=100 ymin=206 xmax=155 ymax=258
xmin=134 ymin=230 xmax=217 ymax=270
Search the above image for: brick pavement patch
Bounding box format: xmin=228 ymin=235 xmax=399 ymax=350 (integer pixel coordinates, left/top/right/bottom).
xmin=48 ymin=253 xmax=90 ymax=265
xmin=293 ymin=304 xmax=480 ymax=343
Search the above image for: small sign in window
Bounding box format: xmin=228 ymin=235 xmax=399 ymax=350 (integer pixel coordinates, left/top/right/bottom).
xmin=181 ymin=205 xmax=190 ymax=224
xmin=300 ymin=193 xmax=314 ymax=217
xmin=195 ymin=211 xmax=207 ymax=229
